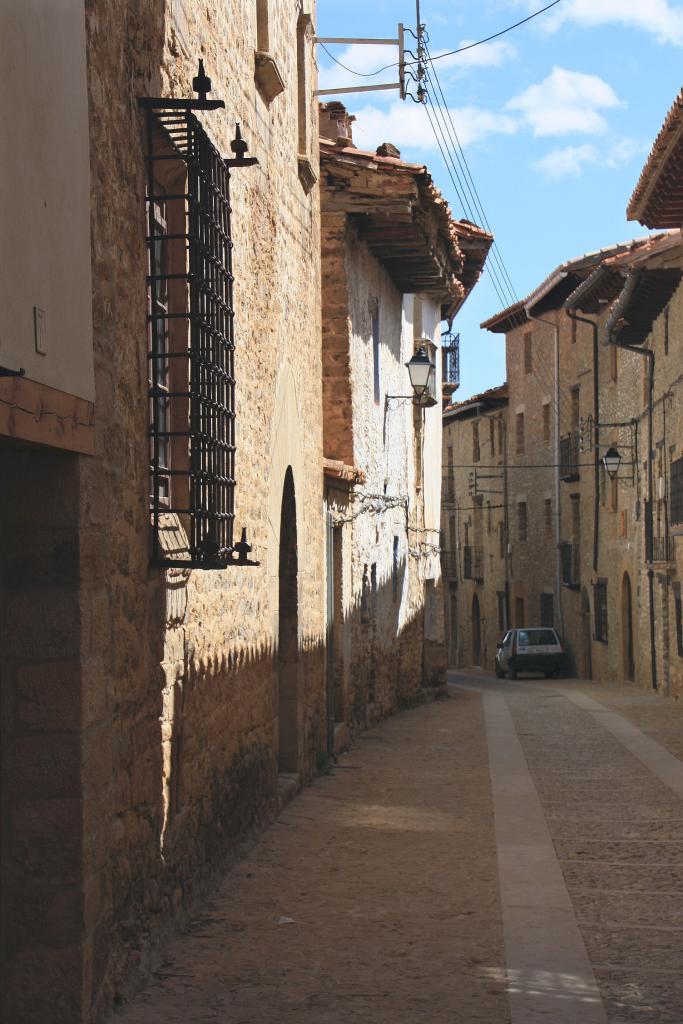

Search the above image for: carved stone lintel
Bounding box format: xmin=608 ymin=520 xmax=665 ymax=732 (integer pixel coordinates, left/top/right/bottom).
xmin=254 ymin=50 xmax=285 ymax=103
xmin=297 ymin=155 xmax=318 ymax=194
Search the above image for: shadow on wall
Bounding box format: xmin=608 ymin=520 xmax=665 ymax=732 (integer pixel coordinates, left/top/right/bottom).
xmin=0 ymin=450 xmax=444 ymax=1024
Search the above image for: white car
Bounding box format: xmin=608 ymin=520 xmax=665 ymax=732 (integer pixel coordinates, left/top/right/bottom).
xmin=495 ymin=627 xmax=565 ymax=680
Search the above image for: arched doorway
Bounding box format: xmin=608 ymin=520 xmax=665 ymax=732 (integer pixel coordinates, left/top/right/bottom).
xmin=278 ymin=468 xmax=299 ymax=773
xmin=580 ymin=587 xmax=592 ymax=679
xmin=472 ymin=593 xmax=481 ymax=666
xmin=621 ymin=571 xmax=635 ymax=681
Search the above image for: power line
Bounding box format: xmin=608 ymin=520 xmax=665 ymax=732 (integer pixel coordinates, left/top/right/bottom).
xmin=424 ymin=42 xmax=518 ymax=303
xmin=318 ymin=0 xmax=564 ymax=77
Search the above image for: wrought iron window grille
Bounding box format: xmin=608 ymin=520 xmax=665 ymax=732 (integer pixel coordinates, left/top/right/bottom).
xmin=140 ymin=61 xmax=259 ymax=569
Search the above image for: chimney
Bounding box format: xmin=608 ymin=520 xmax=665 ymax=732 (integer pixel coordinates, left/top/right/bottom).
xmin=319 ymin=102 xmax=356 ymax=147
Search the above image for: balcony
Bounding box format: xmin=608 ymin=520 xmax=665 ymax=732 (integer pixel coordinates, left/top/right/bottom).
xmin=560 ymin=541 xmax=580 ymax=588
xmin=441 ymin=549 xmax=458 ymax=576
xmin=463 ymin=544 xmax=483 ymax=581
xmin=560 ymin=433 xmax=580 ymax=482
xmin=442 ymin=333 xmax=460 ymax=389
xmin=646 ymin=516 xmax=674 ymax=563
xmin=442 ymin=474 xmax=456 ymax=505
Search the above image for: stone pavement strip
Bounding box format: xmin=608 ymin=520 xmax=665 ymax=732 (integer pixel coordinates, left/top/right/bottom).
xmin=116 ymin=675 xmax=683 ymax=1024
xmin=116 ymin=691 xmax=510 ymax=1024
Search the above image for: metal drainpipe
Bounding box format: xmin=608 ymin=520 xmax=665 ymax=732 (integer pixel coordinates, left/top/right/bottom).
xmin=566 ymin=309 xmax=600 ymax=573
xmin=525 ymin=311 xmax=564 ymax=639
xmin=604 ymin=271 xmax=657 ymax=690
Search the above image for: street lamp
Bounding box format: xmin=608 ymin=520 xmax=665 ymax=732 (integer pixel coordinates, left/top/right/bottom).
xmin=603 ymin=446 xmax=622 ymax=480
xmin=405 ymin=345 xmax=436 ymax=407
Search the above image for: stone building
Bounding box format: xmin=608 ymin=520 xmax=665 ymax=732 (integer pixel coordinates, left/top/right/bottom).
xmin=319 ymin=105 xmax=492 ymax=744
xmin=446 ymin=88 xmax=683 ymax=688
xmin=1 ymin=2 xmax=325 ymax=1020
xmin=441 ymin=385 xmax=509 ymax=668
xmin=461 ymin=237 xmax=669 ymax=675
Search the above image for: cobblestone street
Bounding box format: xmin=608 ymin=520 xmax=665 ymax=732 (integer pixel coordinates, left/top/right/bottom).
xmin=116 ymin=675 xmax=683 ymax=1024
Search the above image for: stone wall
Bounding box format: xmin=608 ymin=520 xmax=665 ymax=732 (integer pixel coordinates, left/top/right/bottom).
xmin=322 ymin=220 xmax=446 ymax=743
xmin=2 ymin=2 xmax=325 ymax=1020
xmin=442 ymin=397 xmax=508 ymax=670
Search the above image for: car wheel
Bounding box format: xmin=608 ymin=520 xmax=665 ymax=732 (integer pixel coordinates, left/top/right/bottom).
xmin=495 ymin=663 xmax=504 ymax=678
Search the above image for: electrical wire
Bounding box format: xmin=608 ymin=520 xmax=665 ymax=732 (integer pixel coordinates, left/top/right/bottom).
xmin=318 ymin=0 xmax=564 ymax=77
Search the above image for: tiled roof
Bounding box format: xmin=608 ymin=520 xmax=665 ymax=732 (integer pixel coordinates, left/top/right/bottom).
xmin=323 ymin=457 xmax=366 ymax=485
xmin=481 ymin=236 xmax=667 ymax=334
xmin=628 ymin=90 xmax=683 ymax=228
xmin=320 ymin=138 xmax=493 ymax=319
xmin=443 ymin=382 xmax=508 ymax=417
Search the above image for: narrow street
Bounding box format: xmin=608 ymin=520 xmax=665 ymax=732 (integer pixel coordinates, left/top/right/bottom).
xmin=116 ymin=675 xmax=683 ymax=1024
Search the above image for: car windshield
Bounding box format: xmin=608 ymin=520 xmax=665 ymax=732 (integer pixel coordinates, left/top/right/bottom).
xmin=517 ymin=629 xmax=557 ymax=646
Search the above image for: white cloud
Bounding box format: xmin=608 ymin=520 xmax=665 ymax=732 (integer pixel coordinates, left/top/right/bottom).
xmin=430 ymin=39 xmax=517 ymax=74
xmin=506 ymin=67 xmax=621 ymax=136
xmin=317 ymin=37 xmax=515 ymax=96
xmin=540 ymin=0 xmax=683 ymax=46
xmin=604 ymin=137 xmax=646 ymax=167
xmin=350 ymin=101 xmax=518 ymax=154
xmin=317 ymin=43 xmax=401 ymax=95
xmin=532 ymin=144 xmax=599 ymax=179
xmin=532 ymin=137 xmax=645 ymax=179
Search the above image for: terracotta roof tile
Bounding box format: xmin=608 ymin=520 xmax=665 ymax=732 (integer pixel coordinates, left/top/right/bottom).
xmin=628 ymin=89 xmax=683 ymax=227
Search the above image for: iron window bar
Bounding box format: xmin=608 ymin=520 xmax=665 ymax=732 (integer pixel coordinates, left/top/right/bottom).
xmin=140 ymin=61 xmax=259 ymax=569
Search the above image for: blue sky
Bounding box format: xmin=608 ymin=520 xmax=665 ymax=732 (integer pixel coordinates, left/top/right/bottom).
xmin=316 ymin=0 xmax=683 ymax=400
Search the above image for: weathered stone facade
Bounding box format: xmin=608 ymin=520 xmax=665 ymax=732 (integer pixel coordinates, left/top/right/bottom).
xmin=442 ymin=386 xmax=509 ymax=669
xmin=320 ymin=110 xmax=491 ymax=743
xmin=2 ymin=2 xmax=324 ymax=1021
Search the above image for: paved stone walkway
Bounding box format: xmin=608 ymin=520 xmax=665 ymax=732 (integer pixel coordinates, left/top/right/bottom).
xmin=115 ymin=674 xmax=683 ymax=1023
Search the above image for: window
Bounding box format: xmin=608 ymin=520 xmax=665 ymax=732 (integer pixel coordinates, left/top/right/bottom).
xmin=540 ymin=593 xmax=554 ymax=628
xmin=594 ymin=580 xmax=608 ymax=641
xmin=571 ymin=386 xmax=580 ymax=430
xmin=473 ymin=421 xmax=480 ymax=463
xmin=372 ymin=309 xmax=380 ymax=404
xmin=675 ymin=583 xmax=683 ymax=657
xmin=361 ymin=565 xmax=370 ymax=623
xmin=571 ymin=494 xmax=580 ymax=543
xmin=515 ymin=597 xmax=525 ymax=627
xmin=256 ymin=0 xmax=269 ymax=50
xmin=545 ymin=498 xmax=552 ymax=536
xmin=610 ymin=342 xmax=618 ymax=383
xmin=296 ymin=14 xmax=316 ymax=192
xmin=516 ymin=412 xmax=525 ymax=454
xmin=498 ymin=419 xmax=504 ymax=453
xmin=543 ymin=402 xmax=550 ymax=443
xmin=497 ymin=591 xmax=507 ymax=631
xmin=489 ymin=417 xmax=496 ymax=458
xmin=517 ymin=500 xmax=527 ymax=542
xmin=144 ymin=103 xmax=239 ymax=568
xmin=524 ymin=332 xmax=532 ymax=374
xmin=571 ymin=316 xmax=577 ymax=345
xmin=671 ymin=456 xmax=683 ymax=525
xmin=392 ymin=536 xmax=399 ymax=600
xmin=665 ymin=305 xmax=670 ymax=356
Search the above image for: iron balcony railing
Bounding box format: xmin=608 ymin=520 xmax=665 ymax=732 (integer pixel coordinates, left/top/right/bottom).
xmin=560 ymin=541 xmax=580 ymax=586
xmin=441 ymin=549 xmax=458 ymax=575
xmin=560 ymin=432 xmax=580 ymax=482
xmin=463 ymin=544 xmax=483 ymax=580
xmin=442 ymin=333 xmax=460 ymax=389
xmin=442 ymin=474 xmax=456 ymax=504
xmin=646 ymin=512 xmax=673 ymax=563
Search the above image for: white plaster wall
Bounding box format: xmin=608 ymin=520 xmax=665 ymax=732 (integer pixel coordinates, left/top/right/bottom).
xmin=0 ymin=0 xmax=94 ymax=400
xmin=345 ymin=228 xmax=414 ymax=630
